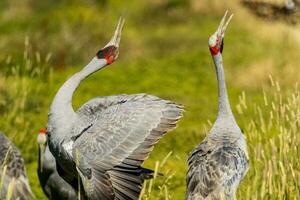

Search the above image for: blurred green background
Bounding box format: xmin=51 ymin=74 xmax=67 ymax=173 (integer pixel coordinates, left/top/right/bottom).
xmin=0 ymin=0 xmax=299 ymax=199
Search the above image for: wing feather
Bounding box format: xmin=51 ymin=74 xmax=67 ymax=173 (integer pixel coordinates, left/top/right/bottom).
xmin=72 ymin=94 xmax=183 ymax=199
xmin=186 ymin=141 xmax=248 ymax=200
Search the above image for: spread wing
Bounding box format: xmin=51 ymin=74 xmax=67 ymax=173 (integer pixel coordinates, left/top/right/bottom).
xmin=72 ymin=94 xmax=183 ymax=199
xmin=186 ymin=141 xmax=248 ymax=200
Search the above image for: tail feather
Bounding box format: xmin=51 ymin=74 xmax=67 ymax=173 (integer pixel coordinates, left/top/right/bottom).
xmin=108 ymin=166 xmax=156 ymax=200
xmin=78 ymin=167 xmax=114 ymax=200
xmin=140 ymin=168 xmax=155 ymax=180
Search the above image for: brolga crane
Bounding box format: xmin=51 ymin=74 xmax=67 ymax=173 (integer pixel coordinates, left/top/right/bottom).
xmin=285 ymin=0 xmax=296 ymax=12
xmin=0 ymin=132 xmax=32 ymax=200
xmin=37 ymin=128 xmax=77 ymax=199
xmin=186 ymin=12 xmax=249 ymax=200
xmin=47 ymin=17 xmax=183 ymax=200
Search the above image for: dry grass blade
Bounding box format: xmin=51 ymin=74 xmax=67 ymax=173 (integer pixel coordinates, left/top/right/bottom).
xmin=236 ymin=76 xmax=300 ymax=199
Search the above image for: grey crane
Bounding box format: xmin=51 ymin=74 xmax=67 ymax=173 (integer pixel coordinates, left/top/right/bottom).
xmin=0 ymin=132 xmax=32 ymax=200
xmin=285 ymin=0 xmax=296 ymax=12
xmin=37 ymin=128 xmax=77 ymax=199
xmin=243 ymin=0 xmax=298 ymax=16
xmin=186 ymin=12 xmax=249 ymax=200
xmin=47 ymin=17 xmax=183 ymax=200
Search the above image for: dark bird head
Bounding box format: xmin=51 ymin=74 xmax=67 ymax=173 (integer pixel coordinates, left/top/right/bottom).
xmin=208 ymin=11 xmax=233 ymax=56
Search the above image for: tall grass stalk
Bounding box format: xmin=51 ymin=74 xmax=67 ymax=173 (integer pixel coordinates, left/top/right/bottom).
xmin=236 ymin=77 xmax=300 ymax=199
xmin=5 ymin=178 xmax=15 ymax=200
xmin=141 ymin=151 xmax=176 ymax=200
xmin=0 ymin=148 xmax=18 ymax=200
xmin=0 ymin=39 xmax=52 ymax=199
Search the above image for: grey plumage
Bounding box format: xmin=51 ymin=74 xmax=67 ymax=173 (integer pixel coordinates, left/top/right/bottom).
xmin=74 ymin=94 xmax=182 ymax=199
xmin=0 ymin=132 xmax=32 ymax=200
xmin=187 ymin=130 xmax=248 ymax=200
xmin=186 ymin=12 xmax=249 ymax=200
xmin=285 ymin=0 xmax=296 ymax=12
xmin=47 ymin=18 xmax=183 ymax=200
xmin=37 ymin=130 xmax=77 ymax=200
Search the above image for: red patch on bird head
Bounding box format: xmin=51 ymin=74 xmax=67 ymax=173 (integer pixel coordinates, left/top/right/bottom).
xmin=96 ymin=46 xmax=118 ymax=65
xmin=39 ymin=128 xmax=47 ymax=134
xmin=209 ymin=46 xmax=220 ymax=55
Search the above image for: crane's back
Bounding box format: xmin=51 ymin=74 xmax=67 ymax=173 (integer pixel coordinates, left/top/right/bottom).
xmin=187 ymin=135 xmax=249 ymax=200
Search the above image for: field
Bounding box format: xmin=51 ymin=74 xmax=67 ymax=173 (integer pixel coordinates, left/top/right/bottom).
xmin=0 ymin=0 xmax=299 ymax=199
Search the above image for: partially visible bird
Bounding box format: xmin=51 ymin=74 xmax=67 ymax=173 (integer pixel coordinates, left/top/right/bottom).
xmin=285 ymin=0 xmax=296 ymax=13
xmin=37 ymin=128 xmax=77 ymax=200
xmin=186 ymin=12 xmax=249 ymax=200
xmin=47 ymin=17 xmax=183 ymax=200
xmin=243 ymin=0 xmax=299 ymax=24
xmin=0 ymin=132 xmax=32 ymax=200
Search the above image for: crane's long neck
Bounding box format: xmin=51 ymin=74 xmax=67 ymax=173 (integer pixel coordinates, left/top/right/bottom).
xmin=212 ymin=52 xmax=234 ymax=119
xmin=48 ymin=57 xmax=106 ymax=138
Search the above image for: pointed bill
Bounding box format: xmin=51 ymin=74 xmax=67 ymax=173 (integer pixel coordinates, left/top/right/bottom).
xmin=104 ymin=17 xmax=125 ymax=48
xmin=216 ymin=10 xmax=233 ymax=38
xmin=209 ymin=11 xmax=233 ymax=55
xmin=221 ymin=14 xmax=233 ymax=37
xmin=217 ymin=10 xmax=228 ymax=33
xmin=217 ymin=11 xmax=233 ymax=38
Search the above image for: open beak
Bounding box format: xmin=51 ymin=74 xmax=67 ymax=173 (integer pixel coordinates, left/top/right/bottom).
xmin=104 ymin=17 xmax=125 ymax=49
xmin=216 ymin=11 xmax=233 ymax=38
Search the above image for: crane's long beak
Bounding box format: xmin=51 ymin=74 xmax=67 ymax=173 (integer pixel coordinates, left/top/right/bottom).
xmin=104 ymin=17 xmax=125 ymax=48
xmin=217 ymin=11 xmax=233 ymax=38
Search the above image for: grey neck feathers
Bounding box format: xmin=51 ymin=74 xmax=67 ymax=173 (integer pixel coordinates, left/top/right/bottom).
xmin=209 ymin=52 xmax=243 ymax=139
xmin=212 ymin=53 xmax=234 ymax=120
xmin=49 ymin=57 xmax=107 ymax=134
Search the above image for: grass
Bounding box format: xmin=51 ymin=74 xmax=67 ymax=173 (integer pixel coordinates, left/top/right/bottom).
xmin=236 ymin=78 xmax=300 ymax=199
xmin=0 ymin=0 xmax=299 ymax=199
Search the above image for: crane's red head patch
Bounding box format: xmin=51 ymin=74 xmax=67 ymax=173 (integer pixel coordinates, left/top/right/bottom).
xmin=96 ymin=46 xmax=118 ymax=65
xmin=208 ymin=34 xmax=223 ymax=55
xmin=39 ymin=128 xmax=47 ymax=135
xmin=208 ymin=36 xmax=224 ymax=55
xmin=208 ymin=11 xmax=232 ymax=56
xmin=209 ymin=45 xmax=220 ymax=55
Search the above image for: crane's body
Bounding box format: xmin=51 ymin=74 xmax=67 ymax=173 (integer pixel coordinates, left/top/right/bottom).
xmin=37 ymin=129 xmax=77 ymax=200
xmin=186 ymin=12 xmax=249 ymax=200
xmin=47 ymin=18 xmax=183 ymax=200
xmin=0 ymin=133 xmax=31 ymax=200
xmin=187 ymin=121 xmax=248 ymax=200
xmin=285 ymin=0 xmax=296 ymax=12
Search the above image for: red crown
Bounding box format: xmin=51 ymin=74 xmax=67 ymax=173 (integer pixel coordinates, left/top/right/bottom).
xmin=39 ymin=128 xmax=47 ymax=134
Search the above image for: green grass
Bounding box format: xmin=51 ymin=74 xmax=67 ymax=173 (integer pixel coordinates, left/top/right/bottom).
xmin=0 ymin=0 xmax=299 ymax=199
